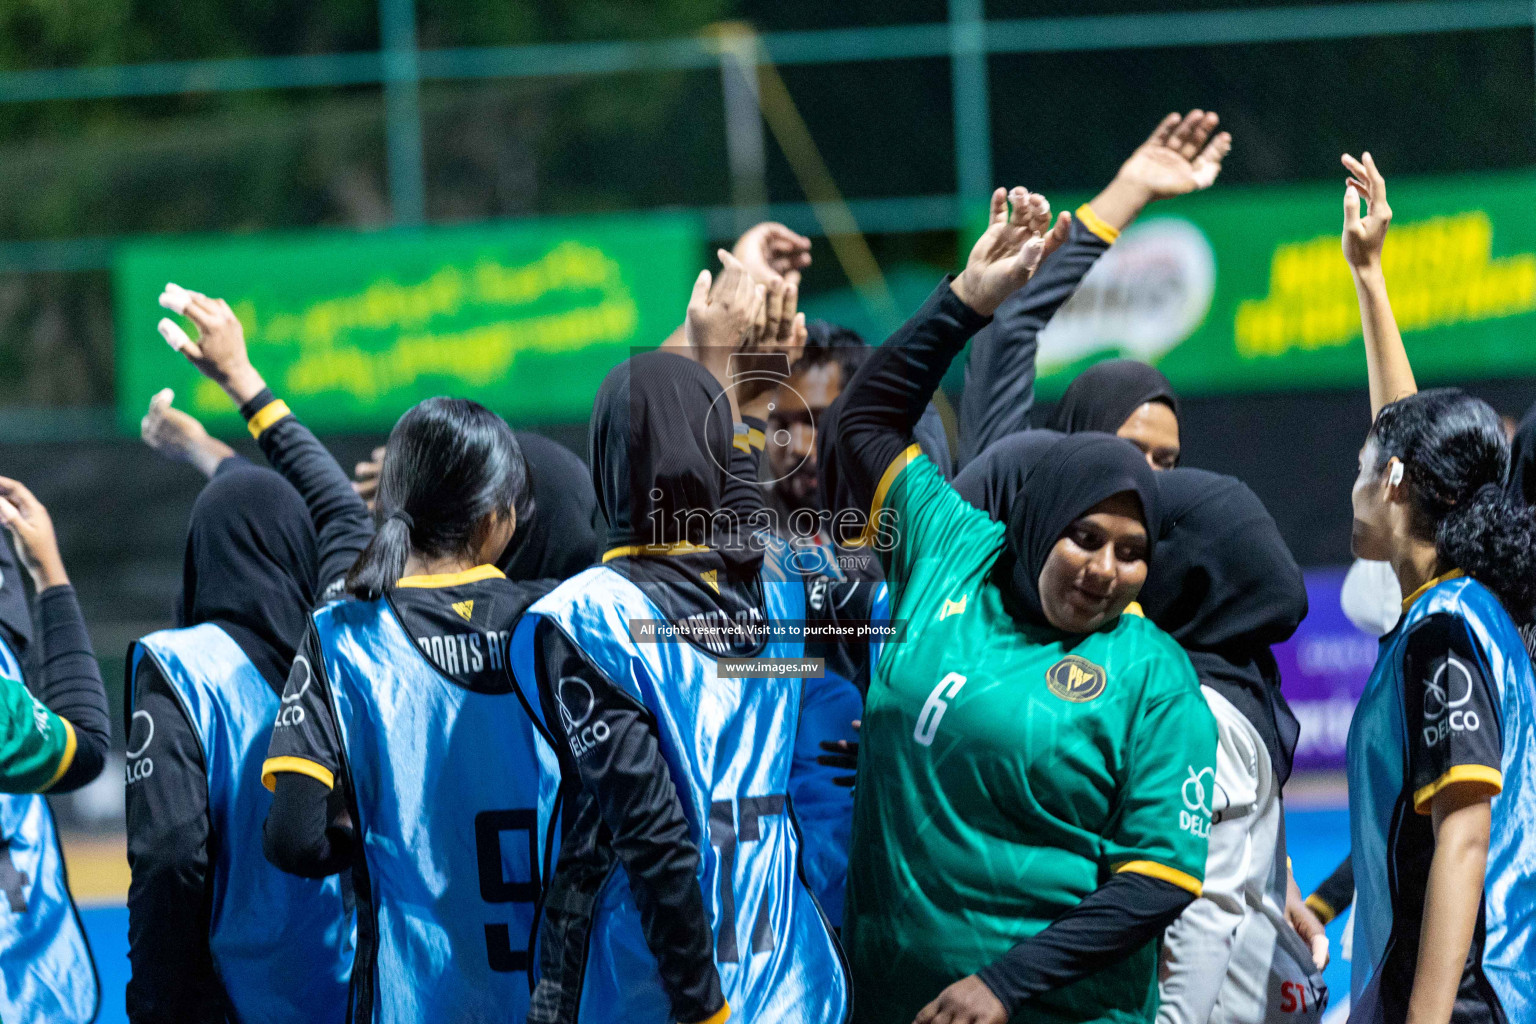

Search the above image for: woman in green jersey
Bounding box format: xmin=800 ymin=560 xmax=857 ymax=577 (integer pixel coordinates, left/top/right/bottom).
xmin=825 ymin=187 xmax=1218 ymax=1024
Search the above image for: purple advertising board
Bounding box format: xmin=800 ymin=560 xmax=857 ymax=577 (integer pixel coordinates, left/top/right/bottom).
xmin=1274 ymin=566 xmax=1381 ymax=774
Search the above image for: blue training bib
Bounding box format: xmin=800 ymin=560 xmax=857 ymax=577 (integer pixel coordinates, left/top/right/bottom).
xmin=511 ymin=545 xmax=851 ymax=1024
xmin=314 ymin=597 xmax=562 ymax=1024
xmin=1347 ymin=575 xmax=1536 ymax=1021
xmin=132 ymin=623 xmax=354 ymax=1023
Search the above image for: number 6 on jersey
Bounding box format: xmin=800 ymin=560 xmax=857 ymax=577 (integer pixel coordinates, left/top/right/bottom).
xmin=913 ymin=672 xmax=967 ymax=747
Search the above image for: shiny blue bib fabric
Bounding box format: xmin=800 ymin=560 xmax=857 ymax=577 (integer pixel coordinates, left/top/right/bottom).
xmin=0 ymin=633 xmax=97 ymax=1024
xmin=1346 ymin=576 xmax=1536 ymax=1021
xmin=511 ymin=551 xmax=851 ymax=1024
xmin=314 ymin=598 xmax=562 ymax=1024
xmin=131 ymin=623 xmax=354 ymax=1023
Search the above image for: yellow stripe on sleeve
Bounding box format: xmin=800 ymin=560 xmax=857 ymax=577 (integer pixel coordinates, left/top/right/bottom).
xmin=1114 ymin=859 xmax=1203 ymax=896
xmin=1075 ymin=203 xmax=1122 ymax=244
xmin=847 ymin=443 xmax=922 ymax=548
xmin=1304 ymin=894 xmax=1338 ymax=925
xmin=1412 ymin=764 xmax=1502 ymax=815
xmin=687 ymin=1001 xmax=731 ymax=1024
xmin=745 ymin=427 xmax=765 ymax=452
xmin=41 ymin=718 xmax=77 ymax=792
xmin=262 ymin=756 xmax=336 ymax=792
xmin=246 ymin=399 xmax=293 ymax=439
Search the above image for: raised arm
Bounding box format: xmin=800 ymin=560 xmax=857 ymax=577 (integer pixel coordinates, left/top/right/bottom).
xmin=958 ymin=112 xmax=1230 ymax=467
xmin=1341 ymin=153 xmax=1415 ymax=418
xmin=157 ymin=285 xmax=374 ymax=595
xmin=678 ymin=249 xmax=811 ymax=521
xmin=0 ymin=479 xmax=109 ymax=793
xmin=832 ymin=187 xmax=1054 ymax=518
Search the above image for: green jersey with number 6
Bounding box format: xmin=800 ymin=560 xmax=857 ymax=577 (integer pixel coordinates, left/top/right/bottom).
xmin=844 ymin=450 xmax=1216 ymax=1024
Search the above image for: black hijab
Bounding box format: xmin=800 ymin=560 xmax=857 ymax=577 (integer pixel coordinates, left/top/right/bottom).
xmin=954 ymin=429 xmax=1065 ymax=522
xmin=497 ymin=432 xmax=603 ymax=581
xmin=1137 ymin=467 xmax=1308 ymax=784
xmin=589 ymin=350 xmax=761 ymax=572
xmin=1046 ymin=358 xmax=1179 ymax=435
xmin=1506 ymin=399 xmax=1536 ymax=508
xmin=179 ymin=462 xmax=319 ymax=692
xmin=1000 ymin=433 xmax=1160 ymax=629
xmin=0 ymin=531 xmax=32 ymax=659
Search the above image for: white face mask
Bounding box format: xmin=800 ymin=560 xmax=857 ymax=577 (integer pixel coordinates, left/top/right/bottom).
xmin=1341 ymin=558 xmax=1402 ymax=637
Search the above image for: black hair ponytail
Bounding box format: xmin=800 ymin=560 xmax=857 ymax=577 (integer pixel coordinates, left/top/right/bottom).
xmin=346 ymin=398 xmax=527 ymax=601
xmin=1370 ymin=388 xmax=1536 ymax=624
xmin=1436 ymin=484 xmax=1536 ymax=624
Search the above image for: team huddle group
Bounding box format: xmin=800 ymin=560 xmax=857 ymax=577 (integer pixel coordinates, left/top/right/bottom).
xmin=0 ymin=109 xmax=1532 ymax=1024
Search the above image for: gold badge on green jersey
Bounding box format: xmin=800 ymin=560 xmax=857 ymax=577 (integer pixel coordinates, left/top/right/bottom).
xmin=1045 ymin=655 xmax=1107 ymax=703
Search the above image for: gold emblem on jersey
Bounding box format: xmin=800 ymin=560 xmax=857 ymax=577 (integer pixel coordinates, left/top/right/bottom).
xmin=701 ymin=569 xmax=720 ymax=595
xmin=1046 ymin=655 xmax=1106 ymax=703
xmin=939 ymin=595 xmax=967 ymax=620
xmin=452 ymin=600 xmax=474 ymax=621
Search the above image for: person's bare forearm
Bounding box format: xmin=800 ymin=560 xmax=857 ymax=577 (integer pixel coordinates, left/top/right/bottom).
xmin=1353 ymin=265 xmax=1416 ymax=419
xmin=1407 ymin=796 xmax=1490 ymax=1024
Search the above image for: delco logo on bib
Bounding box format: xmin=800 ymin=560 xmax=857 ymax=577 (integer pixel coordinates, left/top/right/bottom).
xmin=1045 ymin=655 xmax=1107 ymax=703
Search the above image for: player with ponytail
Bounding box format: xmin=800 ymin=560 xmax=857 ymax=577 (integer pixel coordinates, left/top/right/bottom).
xmin=262 ymin=396 xmax=557 ymax=1024
xmin=1339 ymin=151 xmax=1536 ymax=1024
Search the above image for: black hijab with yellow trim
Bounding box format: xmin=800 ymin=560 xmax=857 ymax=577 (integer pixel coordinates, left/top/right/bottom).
xmin=589 ymin=349 xmax=761 ymax=573
xmin=1137 ymin=467 xmax=1307 ymax=784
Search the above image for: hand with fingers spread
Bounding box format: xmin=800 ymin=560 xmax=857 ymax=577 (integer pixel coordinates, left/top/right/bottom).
xmin=157 ymin=282 xmax=267 ymax=406
xmin=1342 ymin=151 xmax=1392 ymax=271
xmin=950 ymin=187 xmax=1054 ymax=317
xmin=0 ymin=478 xmax=68 ymax=591
xmin=352 ymin=445 xmax=388 ymax=511
xmin=140 ymin=387 xmax=236 ymax=479
xmin=684 ymin=250 xmax=768 ymax=392
xmin=912 ymin=975 xmax=1008 ymax=1024
xmin=1120 ymin=110 xmax=1231 ymax=200
xmin=1089 ymin=110 xmax=1231 ymax=232
xmin=731 ymin=222 xmax=813 ymax=288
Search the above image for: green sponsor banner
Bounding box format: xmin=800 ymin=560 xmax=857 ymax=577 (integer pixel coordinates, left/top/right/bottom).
xmin=958 ymin=168 xmax=1536 ymax=398
xmin=114 ymin=212 xmax=703 ymax=433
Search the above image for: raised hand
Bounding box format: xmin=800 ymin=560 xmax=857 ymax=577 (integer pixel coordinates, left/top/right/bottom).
xmin=353 ymin=445 xmax=387 ymax=511
xmin=950 ymin=187 xmax=1053 ymax=317
xmin=684 ymin=250 xmax=767 ymax=391
xmin=0 ymin=477 xmax=68 ymax=590
xmin=1342 ymin=152 xmax=1392 ymax=271
xmin=157 ymin=283 xmax=266 ymax=405
xmin=1116 ymin=110 xmax=1231 ymax=201
xmin=731 ymin=222 xmax=813 ymax=287
xmin=140 ymin=387 xmax=235 ymax=479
